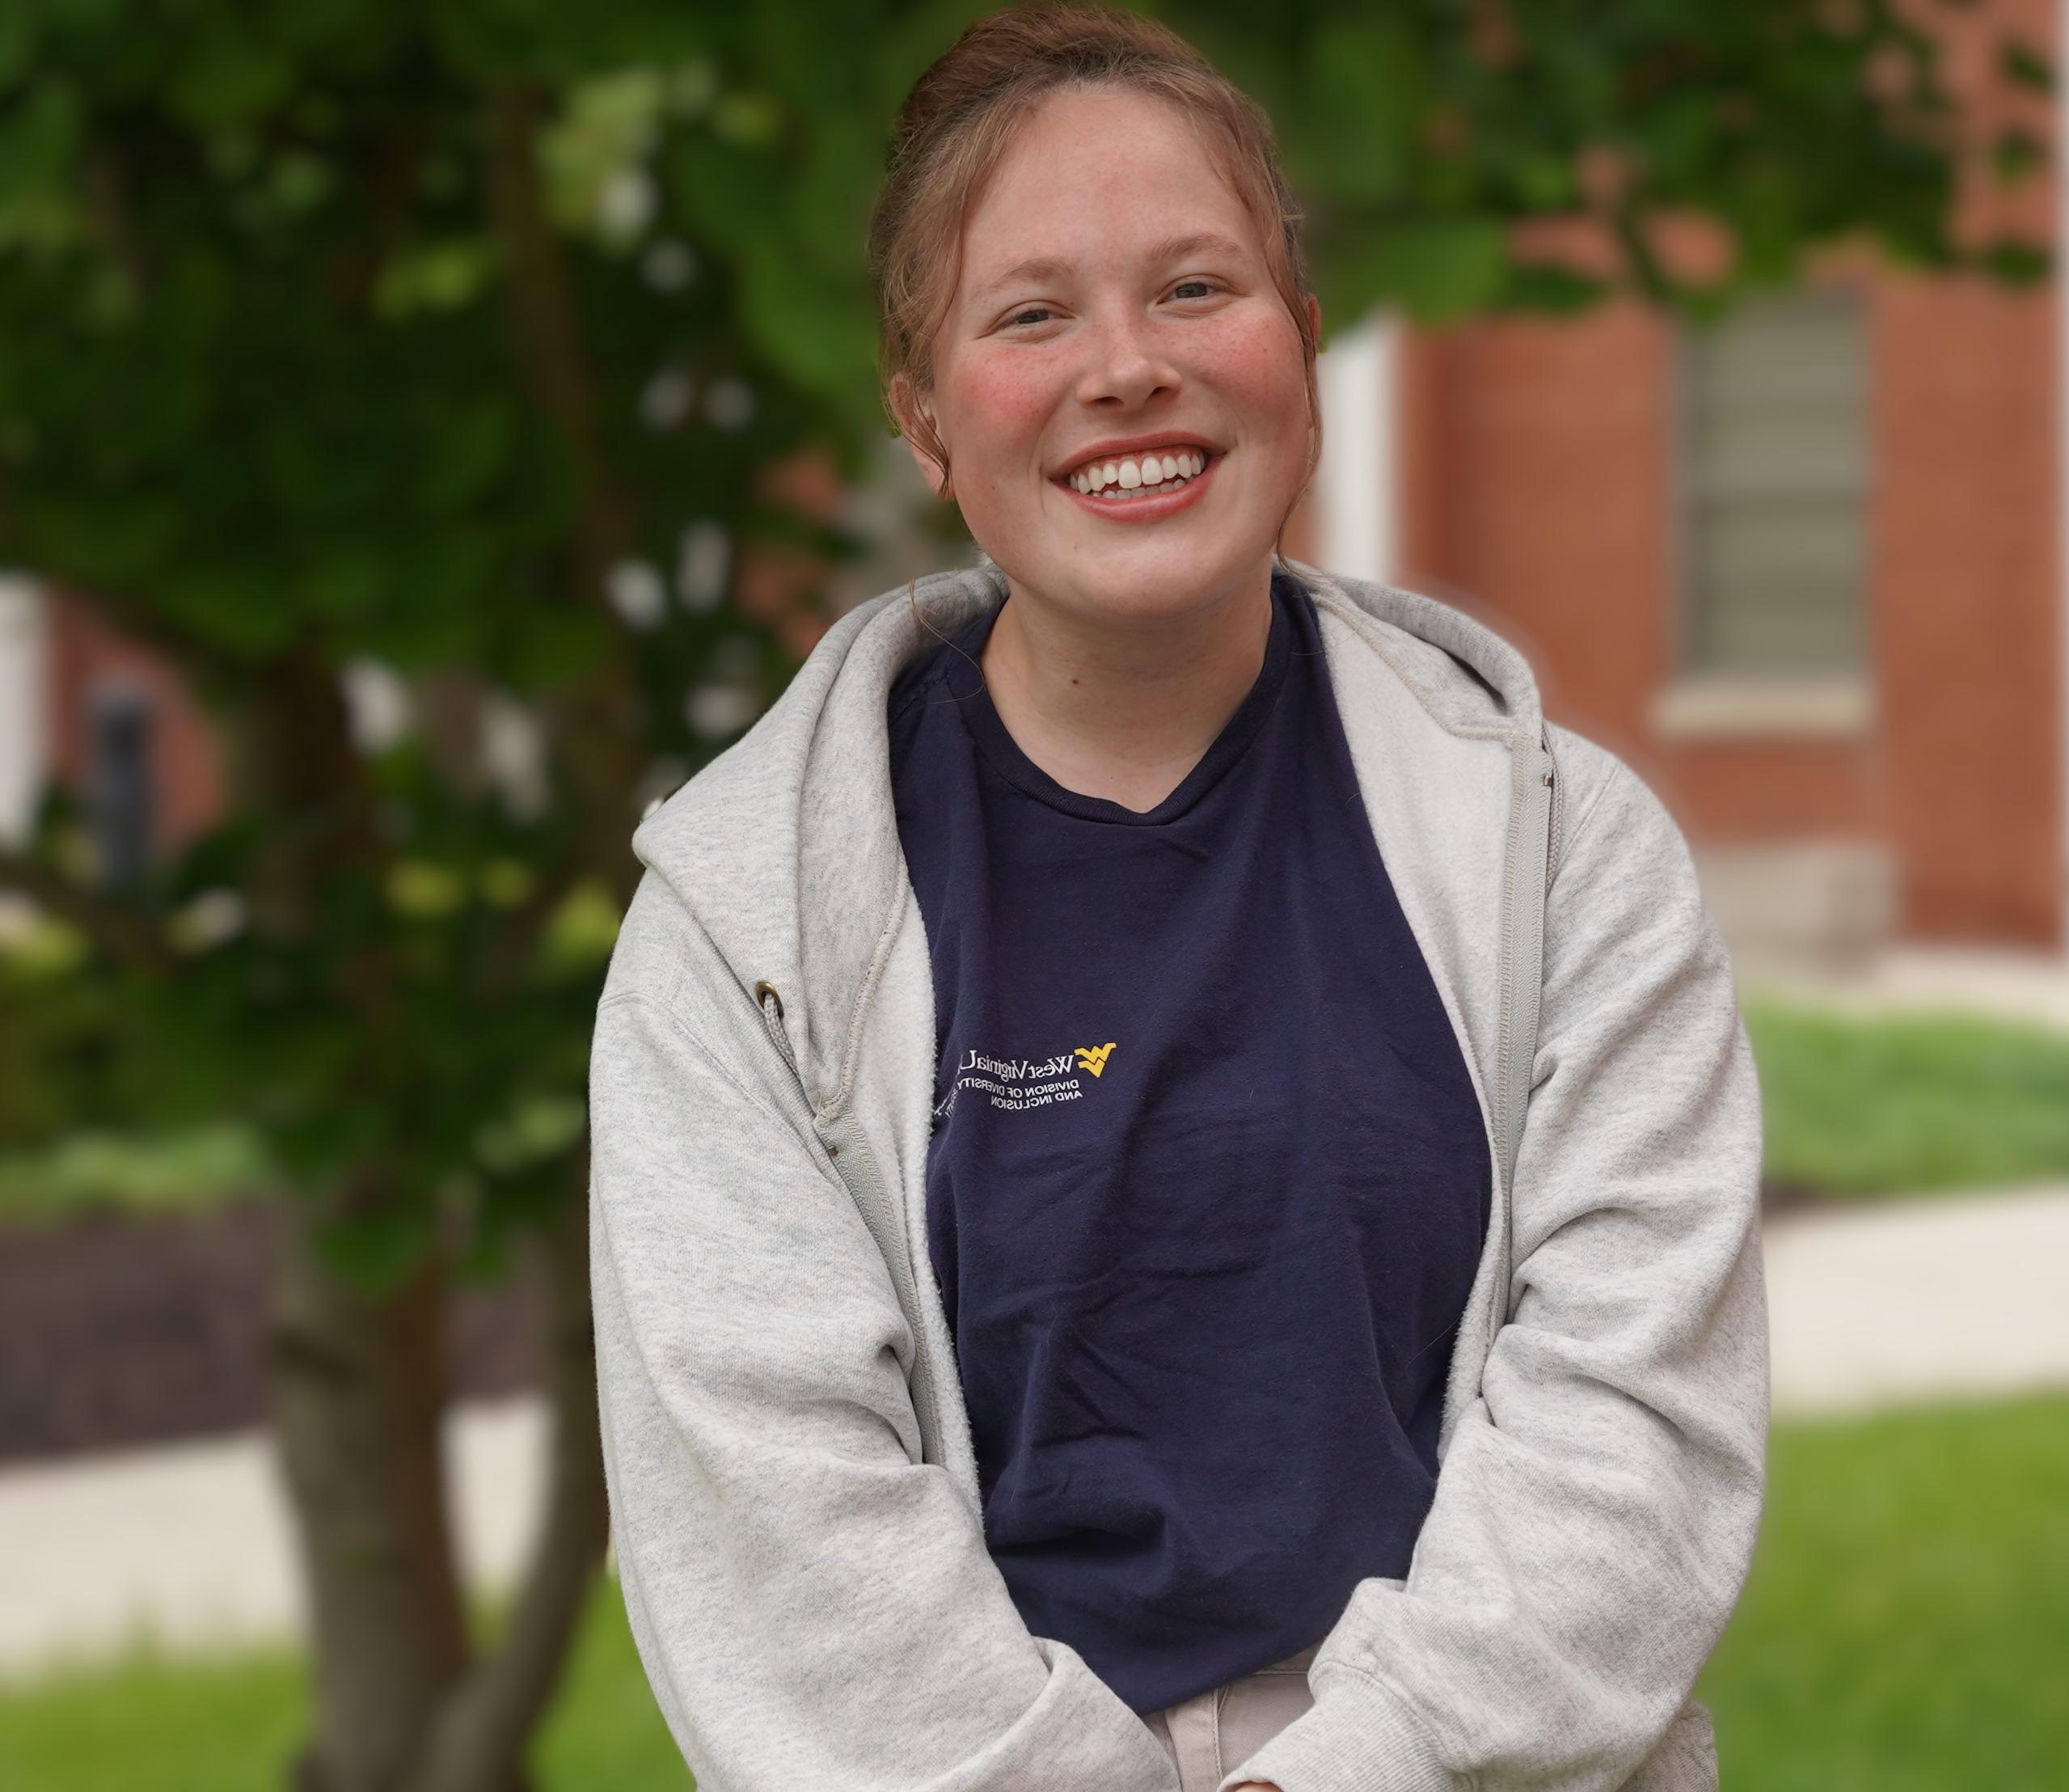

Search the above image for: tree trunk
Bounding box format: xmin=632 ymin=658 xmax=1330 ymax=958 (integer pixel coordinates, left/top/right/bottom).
xmin=271 ymin=1177 xmax=471 ymax=1792
xmin=271 ymin=1162 xmax=610 ymax=1792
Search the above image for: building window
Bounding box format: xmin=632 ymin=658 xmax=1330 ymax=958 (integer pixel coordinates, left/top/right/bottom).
xmin=1674 ymin=285 xmax=1870 ymax=678
xmin=85 ymin=676 xmax=157 ymax=888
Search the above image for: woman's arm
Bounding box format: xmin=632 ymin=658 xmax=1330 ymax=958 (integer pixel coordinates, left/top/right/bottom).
xmin=1217 ymin=739 xmax=1768 ymax=1792
xmin=589 ymin=946 xmax=1180 ymax=1792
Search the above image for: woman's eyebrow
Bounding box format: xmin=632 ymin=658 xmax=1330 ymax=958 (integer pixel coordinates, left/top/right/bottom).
xmin=969 ymin=230 xmax=1250 ymax=304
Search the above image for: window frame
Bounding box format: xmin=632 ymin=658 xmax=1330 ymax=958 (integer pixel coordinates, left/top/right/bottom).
xmin=1662 ymin=279 xmax=1877 ymax=735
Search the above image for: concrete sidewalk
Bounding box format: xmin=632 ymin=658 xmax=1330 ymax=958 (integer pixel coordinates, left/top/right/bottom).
xmin=4 ymin=1180 xmax=2067 ymax=1681
xmin=1737 ymin=942 xmax=2069 ymax=1035
xmin=1759 ymin=1179 xmax=2069 ymax=1414
xmin=0 ymin=1397 xmax=549 ymax=1680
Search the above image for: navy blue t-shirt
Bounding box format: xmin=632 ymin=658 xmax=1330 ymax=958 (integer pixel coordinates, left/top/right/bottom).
xmin=887 ymin=568 xmax=1490 ymax=1715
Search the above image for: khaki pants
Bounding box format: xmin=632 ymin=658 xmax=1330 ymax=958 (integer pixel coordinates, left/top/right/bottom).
xmin=1141 ymin=1642 xmax=1320 ymax=1791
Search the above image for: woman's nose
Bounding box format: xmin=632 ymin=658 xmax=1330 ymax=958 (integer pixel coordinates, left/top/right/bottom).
xmin=1075 ymin=313 xmax=1181 ymax=408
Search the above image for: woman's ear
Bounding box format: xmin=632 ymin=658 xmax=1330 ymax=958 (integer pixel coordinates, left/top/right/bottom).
xmin=888 ymin=371 xmax=952 ymax=499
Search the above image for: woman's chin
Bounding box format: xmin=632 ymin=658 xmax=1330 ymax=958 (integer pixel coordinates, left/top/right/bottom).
xmin=1028 ymin=553 xmax=1271 ymax=623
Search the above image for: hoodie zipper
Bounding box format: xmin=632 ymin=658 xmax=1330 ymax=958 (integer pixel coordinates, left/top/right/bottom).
xmin=1485 ymin=731 xmax=1555 ymax=1352
xmin=752 ymin=979 xmax=944 ymax=1469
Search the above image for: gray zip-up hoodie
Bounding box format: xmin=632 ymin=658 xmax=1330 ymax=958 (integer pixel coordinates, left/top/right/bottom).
xmin=588 ymin=556 xmax=1769 ymax=1792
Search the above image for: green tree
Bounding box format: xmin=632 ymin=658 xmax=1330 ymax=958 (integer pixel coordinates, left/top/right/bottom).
xmin=0 ymin=2 xmax=2046 ymax=1789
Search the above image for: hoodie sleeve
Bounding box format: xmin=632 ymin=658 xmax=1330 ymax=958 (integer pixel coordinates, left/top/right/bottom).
xmin=589 ymin=979 xmax=1183 ymax=1792
xmin=1220 ymin=745 xmax=1769 ymax=1792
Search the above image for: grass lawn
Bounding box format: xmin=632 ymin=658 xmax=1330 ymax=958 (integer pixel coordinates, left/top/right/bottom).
xmin=1742 ymin=995 xmax=2069 ymax=1201
xmin=1697 ymin=1390 xmax=2069 ymax=1791
xmin=4 ymin=1393 xmax=2066 ymax=1790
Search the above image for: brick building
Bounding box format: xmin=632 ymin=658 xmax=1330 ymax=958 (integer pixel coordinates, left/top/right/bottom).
xmin=1298 ymin=0 xmax=2063 ymax=962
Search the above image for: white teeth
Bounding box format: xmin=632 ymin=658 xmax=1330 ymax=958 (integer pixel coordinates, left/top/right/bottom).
xmin=1067 ymin=448 xmax=1207 ymax=496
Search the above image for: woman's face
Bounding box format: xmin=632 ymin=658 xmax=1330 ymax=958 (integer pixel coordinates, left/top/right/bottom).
xmin=901 ymin=84 xmax=1319 ymax=628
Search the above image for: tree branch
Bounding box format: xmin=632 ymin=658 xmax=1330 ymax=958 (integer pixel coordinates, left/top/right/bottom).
xmin=480 ymin=81 xmax=649 ymax=907
xmin=79 ymin=144 xmax=155 ymax=307
xmin=479 ymin=82 xmax=636 ymax=600
xmin=1609 ymin=199 xmax=1683 ymax=307
xmin=401 ymin=1161 xmax=610 ymax=1792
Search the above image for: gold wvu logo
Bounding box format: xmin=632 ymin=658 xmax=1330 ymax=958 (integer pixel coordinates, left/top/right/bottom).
xmin=1073 ymin=1042 xmax=1117 ymax=1078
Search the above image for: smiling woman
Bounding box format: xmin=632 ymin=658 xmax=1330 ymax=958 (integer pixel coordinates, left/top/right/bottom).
xmin=872 ymin=44 xmax=1324 ymax=819
xmin=587 ymin=7 xmax=1767 ymax=1792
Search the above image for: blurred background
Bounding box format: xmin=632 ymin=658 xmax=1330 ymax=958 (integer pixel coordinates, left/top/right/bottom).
xmin=1 ymin=1 xmax=2066 ymax=1788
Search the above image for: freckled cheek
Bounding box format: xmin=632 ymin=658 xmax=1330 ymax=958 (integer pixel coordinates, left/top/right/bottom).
xmin=947 ymin=358 xmax=1056 ymax=465
xmin=1185 ymin=313 xmax=1308 ymax=425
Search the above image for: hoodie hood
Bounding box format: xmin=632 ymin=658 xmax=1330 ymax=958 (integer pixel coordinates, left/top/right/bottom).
xmin=629 ymin=556 xmax=1546 ymax=1115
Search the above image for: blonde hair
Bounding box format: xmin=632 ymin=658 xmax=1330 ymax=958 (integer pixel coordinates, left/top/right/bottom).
xmin=866 ymin=1 xmax=1323 ymax=556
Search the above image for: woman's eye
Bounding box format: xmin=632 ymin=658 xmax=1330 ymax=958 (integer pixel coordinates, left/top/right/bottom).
xmin=1002 ymin=281 xmax=1221 ymax=331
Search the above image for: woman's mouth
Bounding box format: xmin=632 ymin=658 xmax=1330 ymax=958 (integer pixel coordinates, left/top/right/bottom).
xmin=1052 ymin=448 xmax=1221 ymax=522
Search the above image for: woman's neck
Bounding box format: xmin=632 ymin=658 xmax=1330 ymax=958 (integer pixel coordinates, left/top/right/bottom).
xmin=977 ymin=565 xmax=1276 ymax=815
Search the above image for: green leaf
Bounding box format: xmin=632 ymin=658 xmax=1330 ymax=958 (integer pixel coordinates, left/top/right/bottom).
xmin=1721 ymin=161 xmax=1802 ymax=283
xmin=169 ymin=36 xmax=297 ymax=128
xmin=1999 ymin=39 xmax=2054 ymax=94
xmin=301 ymin=547 xmax=391 ymax=624
xmin=1293 ymin=17 xmax=1425 ymax=206
xmin=542 ymin=878 xmax=622 ymax=971
xmin=1338 ymin=216 xmax=1510 ymax=323
xmin=735 ymin=233 xmax=878 ymax=406
xmin=710 ymin=90 xmax=783 ymax=150
xmin=27 ymin=493 xmax=184 ymax=590
xmin=1974 ymin=237 xmax=2051 ymax=284
xmin=159 ymin=559 xmax=303 ymax=657
xmin=1502 ymin=260 xmax=1611 ymax=315
xmin=417 ymin=399 xmax=519 ymax=515
xmin=494 ymin=601 xmax=611 ymax=693
xmin=1991 ymin=126 xmax=2045 ymax=188
xmin=0 ymin=6 xmax=38 ymax=93
xmin=388 ymin=859 xmax=469 ymax=918
xmin=372 ymin=235 xmax=501 ymax=319
xmin=0 ymin=79 xmax=81 ymax=208
xmin=663 ymin=130 xmax=784 ymax=257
